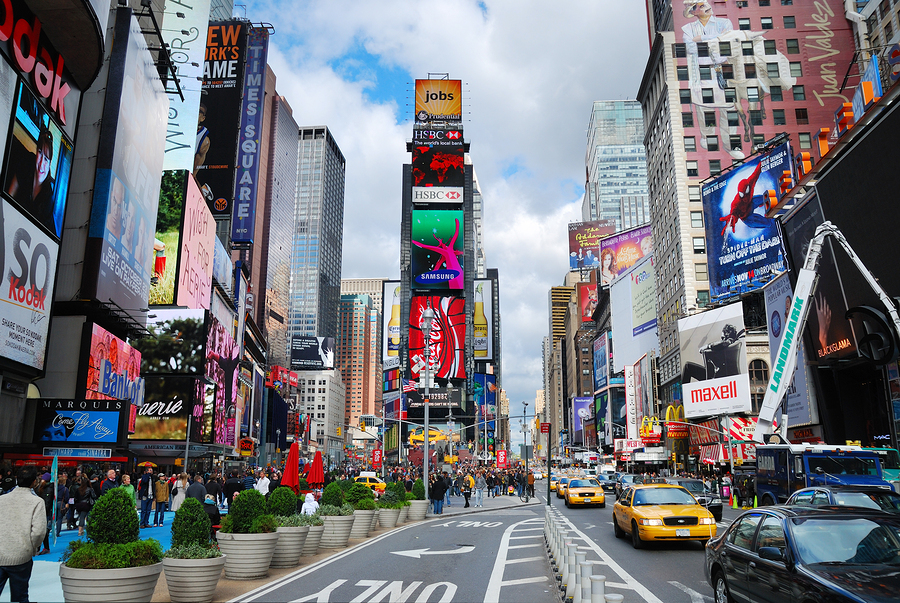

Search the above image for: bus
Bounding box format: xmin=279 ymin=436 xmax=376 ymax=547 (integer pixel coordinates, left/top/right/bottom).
xmin=866 ymin=447 xmax=900 ymax=482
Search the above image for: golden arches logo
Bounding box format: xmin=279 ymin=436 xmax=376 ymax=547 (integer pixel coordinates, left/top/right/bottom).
xmin=665 ymin=405 xmax=689 ymax=438
xmin=639 ymin=416 xmax=661 ymax=438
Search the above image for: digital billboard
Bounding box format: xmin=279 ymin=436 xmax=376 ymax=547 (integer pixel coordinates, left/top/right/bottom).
xmin=414 ymin=79 xmax=462 ymax=123
xmin=411 ymin=144 xmax=464 ymax=188
xmin=411 ymin=210 xmax=464 ymax=290
xmin=382 ymin=280 xmax=401 ymax=368
xmin=568 ymin=220 xmax=616 ymax=270
xmin=473 ymin=279 xmax=494 ymax=360
xmin=701 ymin=142 xmax=789 ymax=300
xmin=609 ymin=254 xmax=658 ymax=372
xmin=411 ymin=127 xmax=464 ymax=147
xmin=599 ymin=224 xmax=653 ymax=287
xmin=206 ymin=313 xmax=239 ymax=446
xmin=197 ymin=21 xmax=248 ymax=216
xmin=149 ymin=171 xmax=185 ymax=305
xmin=290 ymin=336 xmax=335 ymax=370
xmin=176 ymin=175 xmax=214 ymax=309
xmin=577 ymin=282 xmax=598 ymax=322
xmin=130 ymin=375 xmax=193 ymax=440
xmin=85 ymin=323 xmax=145 ymax=407
xmin=406 ymin=387 xmax=463 ymax=409
xmin=572 ymin=397 xmax=592 ymax=445
xmin=136 ymin=309 xmax=206 ymax=374
xmin=474 ymin=373 xmax=496 ymax=418
xmin=678 ymin=300 xmax=751 ymax=418
xmin=34 ymin=399 xmax=124 ymax=444
xmin=408 ymin=295 xmax=466 ymax=380
xmin=0 ymin=198 xmax=58 ymax=370
xmin=592 ymin=332 xmax=609 ymax=393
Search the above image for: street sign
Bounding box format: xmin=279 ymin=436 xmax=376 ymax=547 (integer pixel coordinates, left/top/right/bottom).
xmin=540 ymin=423 xmax=550 ymax=434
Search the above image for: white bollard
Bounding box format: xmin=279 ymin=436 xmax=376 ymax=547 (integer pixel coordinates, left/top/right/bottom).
xmin=590 ymin=575 xmax=607 ymax=603
xmin=564 ymin=543 xmax=578 ymax=600
xmin=572 ymin=551 xmax=587 ymax=603
xmin=580 ymin=562 xmax=593 ymax=603
xmin=561 ymin=540 xmax=574 ymax=588
xmin=604 ymin=595 xmax=624 ymax=603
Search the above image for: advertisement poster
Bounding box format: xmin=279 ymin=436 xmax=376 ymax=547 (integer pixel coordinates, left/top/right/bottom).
xmin=290 ymin=336 xmax=335 ymax=370
xmin=411 ymin=144 xmax=464 ymax=188
xmin=624 ymin=365 xmax=638 ymax=440
xmin=630 ymin=255 xmax=657 ymax=336
xmin=572 ymin=397 xmax=592 ymax=445
xmin=212 ymin=236 xmax=234 ymax=294
xmin=701 ymin=142 xmax=789 ymax=300
xmin=131 ymin=375 xmax=193 ymax=440
xmin=568 ymin=220 xmax=616 ymax=270
xmin=206 ymin=313 xmax=239 ymax=446
xmin=474 ymin=279 xmax=494 ymax=360
xmin=610 ymin=255 xmax=658 ymax=372
xmin=414 ymin=79 xmax=462 ymax=123
xmin=176 ymin=175 xmax=214 ymax=309
xmin=35 ymin=404 xmax=120 ymax=444
xmin=473 ymin=374 xmax=497 ymax=418
xmin=85 ymin=323 xmax=144 ymax=407
xmin=599 ymin=224 xmax=653 ymax=287
xmin=577 ymin=282 xmax=598 ymax=322
xmin=3 ymin=80 xmax=74 ymax=239
xmin=411 ymin=127 xmax=464 ymax=148
xmin=382 ymin=280 xmax=401 ymax=368
xmin=678 ymin=301 xmax=751 ymax=418
xmin=593 ymin=332 xmax=609 ymax=393
xmin=137 ymin=309 xmax=206 ymax=374
xmin=0 ymin=198 xmax=58 ymax=370
xmin=409 ymin=295 xmax=466 ymax=380
xmin=411 ymin=210 xmax=465 ymax=290
xmin=594 ymin=391 xmax=608 ymax=444
xmin=197 ymin=21 xmax=248 ymax=216
xmin=149 ymin=171 xmax=185 ymax=305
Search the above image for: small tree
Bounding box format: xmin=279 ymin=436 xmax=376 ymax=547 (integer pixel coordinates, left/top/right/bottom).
xmin=412 ymin=478 xmax=426 ymax=500
xmin=321 ymin=481 xmax=344 ymax=507
xmin=267 ymin=486 xmax=299 ymax=517
xmin=86 ymin=488 xmax=140 ymax=545
xmin=170 ymin=498 xmax=212 ymax=548
xmin=344 ymin=482 xmax=375 ymax=507
xmin=227 ymin=489 xmax=267 ymax=533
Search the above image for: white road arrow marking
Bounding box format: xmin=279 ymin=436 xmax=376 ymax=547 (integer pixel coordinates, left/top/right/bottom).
xmin=669 ymin=581 xmax=713 ymax=603
xmin=391 ymin=545 xmax=475 ymax=558
xmin=584 ymin=524 xmax=597 ymax=530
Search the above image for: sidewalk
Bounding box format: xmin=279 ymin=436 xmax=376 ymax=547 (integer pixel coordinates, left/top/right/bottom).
xmin=4 ymin=492 xmax=543 ymax=603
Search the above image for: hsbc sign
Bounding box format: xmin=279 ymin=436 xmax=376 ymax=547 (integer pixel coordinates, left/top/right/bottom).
xmin=413 ymin=187 xmax=463 ymax=204
xmin=412 ymin=129 xmax=463 ymax=144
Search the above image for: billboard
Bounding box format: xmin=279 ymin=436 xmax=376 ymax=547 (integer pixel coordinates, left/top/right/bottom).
xmin=409 ymin=295 xmax=466 ymax=380
xmin=130 ymin=375 xmax=193 ymax=440
xmin=411 ymin=209 xmax=464 ymax=290
xmin=592 ymin=332 xmax=609 ymax=393
xmin=412 ymin=187 xmax=464 ymax=204
xmin=231 ymin=26 xmax=269 ymax=245
xmin=176 ymin=175 xmax=214 ymax=309
xmin=34 ymin=401 xmax=121 ymax=444
xmin=473 ymin=373 xmax=496 ymax=418
xmin=572 ymin=397 xmax=592 ymax=445
xmin=85 ymin=323 xmax=145 ymax=407
xmin=702 ymin=143 xmax=789 ymax=300
xmin=405 ymin=387 xmax=463 ymax=409
xmin=3 ymin=80 xmax=74 ymax=239
xmin=0 ymin=198 xmax=58 ymax=370
xmin=206 ymin=313 xmax=239 ymax=446
xmin=599 ymin=224 xmax=653 ymax=287
xmin=568 ymin=220 xmax=616 ymax=270
xmin=609 ymin=254 xmax=658 ymax=372
xmin=577 ymin=282 xmax=598 ymax=322
xmin=137 ymin=309 xmax=206 ymax=374
xmin=411 ymin=144 xmax=464 ymax=188
xmin=473 ymin=279 xmax=493 ymax=360
xmin=411 ymin=127 xmax=464 ymax=147
xmin=678 ymin=300 xmax=751 ymax=418
xmin=290 ymin=336 xmax=335 ymax=370
xmin=149 ymin=171 xmax=185 ymax=305
xmin=196 ymin=21 xmax=248 ymax=216
xmin=414 ymin=79 xmax=462 ymax=123
xmin=382 ymin=280 xmax=401 ymax=368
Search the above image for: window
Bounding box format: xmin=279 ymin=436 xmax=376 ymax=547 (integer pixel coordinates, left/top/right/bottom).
xmin=673 ymin=43 xmax=687 ymax=58
xmin=728 ymin=514 xmax=763 ymax=549
xmin=795 ymin=108 xmax=809 ymax=125
xmin=677 ymin=66 xmax=689 ymax=81
xmin=798 ymin=132 xmax=811 ymax=149
xmin=761 ymin=17 xmax=774 ymax=29
xmin=770 ymin=85 xmax=782 ymax=101
xmin=886 ymin=21 xmax=894 ymax=41
xmin=786 ymin=39 xmax=799 ymax=54
xmin=719 ymin=41 xmax=731 ymax=56
xmin=709 ymin=159 xmax=721 ymax=175
xmin=695 ymin=263 xmax=708 ymax=281
xmin=697 ymin=290 xmax=710 ymax=307
xmin=730 ymin=135 xmax=743 ymax=151
xmin=680 ymin=89 xmax=692 ymax=104
xmin=747 ymin=87 xmax=760 ymax=102
xmin=744 ymin=63 xmax=757 ymax=78
xmin=686 ymin=161 xmax=699 ymax=177
xmin=702 ymin=88 xmax=714 ymax=103
xmin=767 ymin=62 xmax=780 ymax=78
xmin=725 ymin=88 xmax=737 ymax=102
xmin=753 ymin=133 xmax=765 ymax=146
xmin=699 ymin=66 xmax=712 ymax=80
xmin=693 ymin=237 xmax=706 ymax=253
xmin=781 ymin=0 xmax=792 ymax=4
xmin=721 ymin=63 xmax=734 ymax=81
xmin=793 ymin=85 xmax=805 ymax=101
xmin=742 ymin=41 xmax=754 ymax=56
xmin=763 ymin=40 xmax=776 ymax=56
xmin=755 ymin=516 xmax=786 ymax=551
xmin=789 ymin=62 xmax=802 ymax=77
xmin=773 ymin=109 xmax=786 ymax=125
xmin=727 ymin=111 xmax=739 ymax=127
xmin=691 ymin=211 xmax=703 ymax=228
xmin=749 ymin=359 xmax=769 ymax=383
xmin=759 ymin=0 xmax=770 ymax=5
xmin=697 ymin=42 xmax=710 ymax=58
xmin=689 ymin=185 xmax=701 ymax=201
xmin=706 ymin=136 xmax=719 ymax=151
xmin=682 ymin=112 xmax=694 ymax=127
xmin=704 ymin=111 xmax=716 ymax=127
xmin=684 ymin=136 xmax=697 ymax=152
xmin=784 ymin=15 xmax=796 ymax=28
xmin=739 ymin=18 xmax=751 ymax=30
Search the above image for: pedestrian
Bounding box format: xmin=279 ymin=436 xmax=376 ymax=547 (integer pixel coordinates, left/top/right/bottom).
xmin=0 ymin=467 xmax=47 ymax=602
xmin=73 ymin=476 xmax=96 ymax=537
xmin=430 ymin=474 xmax=446 ymax=515
xmin=153 ymin=475 xmax=169 ymax=527
xmin=442 ymin=472 xmax=452 ymax=508
xmin=202 ymin=494 xmax=221 ymax=536
xmin=186 ymin=475 xmax=206 ymax=504
xmin=120 ymin=473 xmax=136 ymax=511
xmin=242 ymin=471 xmax=256 ymax=492
xmin=474 ymin=470 xmax=487 ymax=507
xmin=301 ymin=492 xmax=319 ymax=516
xmin=100 ymin=469 xmax=118 ymax=495
xmin=171 ymin=473 xmax=189 ymax=512
xmin=137 ymin=467 xmax=154 ymax=529
xmin=527 ymin=470 xmax=535 ymax=497
xmin=462 ymin=472 xmax=473 ymax=508
xmin=55 ymin=473 xmax=69 ymax=536
xmin=255 ymin=471 xmax=270 ymax=496
xmin=205 ymin=472 xmax=223 ymax=507
xmin=35 ymin=473 xmax=54 ymax=555
xmin=224 ymin=470 xmax=243 ymax=508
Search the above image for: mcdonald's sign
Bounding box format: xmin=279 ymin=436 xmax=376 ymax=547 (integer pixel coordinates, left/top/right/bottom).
xmin=665 ymin=405 xmax=689 ymax=439
xmin=639 ymin=416 xmax=662 ymax=444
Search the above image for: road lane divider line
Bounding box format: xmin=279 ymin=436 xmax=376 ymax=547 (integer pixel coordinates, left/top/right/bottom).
xmin=505 ymin=556 xmax=544 ymax=565
xmin=500 ymin=576 xmax=552 ymax=587
xmin=507 ymin=543 xmax=542 ymax=549
xmin=484 ymin=518 xmax=551 ymax=603
xmin=509 ymin=535 xmax=542 ymax=540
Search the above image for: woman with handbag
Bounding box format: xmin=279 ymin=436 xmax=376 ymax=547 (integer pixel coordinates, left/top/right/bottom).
xmin=73 ymin=476 xmax=96 ymax=537
xmin=171 ymin=473 xmax=188 ymax=512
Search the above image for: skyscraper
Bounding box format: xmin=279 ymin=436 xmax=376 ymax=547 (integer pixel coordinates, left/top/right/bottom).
xmin=289 ymin=127 xmax=346 ymax=345
xmin=338 ymin=294 xmax=378 ymax=430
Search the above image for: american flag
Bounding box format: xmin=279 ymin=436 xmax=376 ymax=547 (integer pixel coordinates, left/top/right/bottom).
xmin=402 ymin=379 xmax=418 ymax=393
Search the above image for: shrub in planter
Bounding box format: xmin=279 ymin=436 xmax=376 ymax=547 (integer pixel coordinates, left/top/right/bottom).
xmin=297 ymin=477 xmax=309 ymax=491
xmin=316 ymin=503 xmax=354 ymax=516
xmin=164 ymin=544 xmax=221 ymax=559
xmin=163 ymin=496 xmax=222 ymax=603
xmin=412 ymin=478 xmax=426 ymax=500
xmin=320 ymin=482 xmax=344 ymax=507
xmin=345 ymin=482 xmax=375 ymax=507
xmin=250 ymin=514 xmax=278 ymax=533
xmin=63 ymin=539 xmax=164 ymax=569
xmin=338 ymin=479 xmax=353 ymax=494
xmin=169 ymin=498 xmax=213 ymax=549
xmin=220 ymin=489 xmax=266 ymax=533
xmin=354 ymin=497 xmax=376 ymax=511
xmin=405 ymin=492 xmax=415 ymax=502
xmin=377 ymin=490 xmax=402 ymax=509
xmin=267 ymin=487 xmax=298 ymax=517
xmin=86 ymin=488 xmax=140 ymax=545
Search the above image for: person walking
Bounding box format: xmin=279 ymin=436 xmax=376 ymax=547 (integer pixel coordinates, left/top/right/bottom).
xmin=527 ymin=470 xmax=535 ymax=497
xmin=0 ymin=467 xmax=47 ymax=603
xmin=462 ymin=472 xmax=474 ymax=508
xmin=442 ymin=472 xmax=452 ymax=508
xmin=72 ymin=476 xmax=96 ymax=537
xmin=224 ymin=470 xmax=243 ymax=508
xmin=120 ymin=474 xmax=136 ymax=511
xmin=35 ymin=473 xmax=54 ymax=555
xmin=430 ymin=474 xmax=446 ymax=515
xmin=255 ymin=471 xmax=270 ymax=497
xmin=473 ymin=471 xmax=487 ymax=508
xmin=171 ymin=473 xmax=189 ymax=512
xmin=137 ymin=467 xmax=154 ymax=529
xmin=100 ymin=469 xmax=118 ymax=495
xmin=186 ymin=475 xmax=206 ymax=504
xmin=55 ymin=473 xmax=69 ymax=536
xmin=153 ymin=475 xmax=169 ymax=527
xmin=205 ymin=473 xmax=223 ymax=507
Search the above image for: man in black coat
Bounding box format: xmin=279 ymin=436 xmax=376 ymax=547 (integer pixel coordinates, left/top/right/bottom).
xmin=185 ymin=474 xmax=207 ymax=504
xmin=223 ymin=470 xmax=243 ymax=508
xmin=205 ymin=473 xmax=223 ymax=507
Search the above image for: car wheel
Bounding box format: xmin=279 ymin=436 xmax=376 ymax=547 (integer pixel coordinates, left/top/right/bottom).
xmin=713 ymin=510 xmax=722 ymax=522
xmin=761 ymin=494 xmax=776 ymax=507
xmin=565 ymin=497 xmax=570 ymax=508
xmin=599 ymin=502 xmax=606 ymax=509
xmin=613 ymin=514 xmax=623 ymax=538
xmin=713 ymin=571 xmax=732 ymax=603
xmin=631 ymin=521 xmax=644 ymax=549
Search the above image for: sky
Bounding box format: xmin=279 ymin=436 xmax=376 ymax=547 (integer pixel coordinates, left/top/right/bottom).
xmin=243 ymin=0 xmax=652 ymax=448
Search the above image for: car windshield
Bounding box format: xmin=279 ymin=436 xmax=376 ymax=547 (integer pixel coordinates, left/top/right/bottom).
xmin=632 ymin=487 xmax=696 ymax=506
xmin=833 ymin=492 xmax=900 ymax=512
xmin=810 ymin=456 xmax=880 ymax=476
xmin=675 ymin=481 xmax=704 ymax=494
xmin=792 ymin=517 xmax=900 ymax=565
xmin=569 ymin=480 xmax=599 ymax=488
xmin=560 ymin=478 xmax=569 ymax=484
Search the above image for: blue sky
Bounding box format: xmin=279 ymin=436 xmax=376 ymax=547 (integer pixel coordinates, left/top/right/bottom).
xmin=245 ymin=0 xmax=651 ymax=447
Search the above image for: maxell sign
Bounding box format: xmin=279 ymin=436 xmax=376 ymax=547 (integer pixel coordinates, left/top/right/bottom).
xmin=683 ymin=374 xmax=750 ymax=419
xmin=412 ymin=187 xmax=463 ymax=204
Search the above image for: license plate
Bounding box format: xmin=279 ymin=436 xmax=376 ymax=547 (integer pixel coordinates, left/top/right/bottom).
xmin=676 ymin=529 xmax=690 ymax=537
xmin=582 ymin=498 xmax=591 ymax=502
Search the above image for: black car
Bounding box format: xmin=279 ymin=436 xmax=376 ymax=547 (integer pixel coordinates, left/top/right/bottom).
xmin=615 ymin=474 xmax=644 ymax=499
xmin=706 ymin=505 xmax=900 ymax=603
xmin=594 ymin=476 xmax=618 ymax=497
xmin=665 ymin=477 xmax=723 ymax=522
xmin=785 ymin=485 xmax=900 ymax=513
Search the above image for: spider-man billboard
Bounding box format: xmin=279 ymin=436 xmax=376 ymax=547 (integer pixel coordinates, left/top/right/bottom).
xmin=701 ymin=142 xmax=790 ymax=302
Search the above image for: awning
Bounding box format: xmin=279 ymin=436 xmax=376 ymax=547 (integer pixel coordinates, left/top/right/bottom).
xmin=700 ymin=444 xmax=721 ymax=465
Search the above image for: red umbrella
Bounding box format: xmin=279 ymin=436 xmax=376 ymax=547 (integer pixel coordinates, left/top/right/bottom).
xmin=281 ymin=442 xmax=301 ymax=494
xmin=306 ymin=450 xmax=325 ymax=487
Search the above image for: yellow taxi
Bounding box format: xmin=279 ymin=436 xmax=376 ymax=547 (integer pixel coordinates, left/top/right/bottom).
xmin=565 ymin=478 xmax=605 ymax=508
xmin=354 ymin=474 xmax=387 ymax=495
xmin=612 ymin=483 xmax=716 ymax=549
xmin=555 ymin=476 xmax=571 ymax=499
xmin=550 ymin=475 xmax=560 ymax=491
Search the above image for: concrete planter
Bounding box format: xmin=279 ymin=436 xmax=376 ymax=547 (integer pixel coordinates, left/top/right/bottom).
xmin=378 ymin=507 xmax=401 ymax=528
xmin=270 ymin=525 xmax=309 ymax=568
xmin=407 ymin=500 xmax=428 ymax=521
xmin=350 ymin=510 xmax=374 ymax=539
xmin=370 ymin=508 xmax=380 ymax=531
xmin=162 ymin=555 xmax=225 ymax=603
xmin=216 ymin=531 xmax=279 ymax=580
xmin=319 ymin=514 xmax=355 ymax=548
xmin=301 ymin=524 xmax=324 ymax=556
xmin=60 ymin=561 xmax=162 ymax=602
xmin=397 ymin=505 xmax=409 ymax=524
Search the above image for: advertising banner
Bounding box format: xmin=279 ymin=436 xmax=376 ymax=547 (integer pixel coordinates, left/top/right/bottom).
xmin=412 ymin=187 xmax=464 ymax=204
xmin=231 ymin=27 xmax=269 ymax=245
xmin=414 ymin=79 xmax=462 ymax=123
xmin=411 ymin=127 xmax=464 ymax=147
xmin=138 ymin=309 xmax=206 ymax=374
xmin=149 ymin=171 xmax=185 ymax=305
xmin=496 ymin=449 xmax=508 ymax=469
xmin=372 ymin=449 xmax=382 ymax=469
xmin=382 ymin=280 xmax=401 ymax=368
xmin=206 ymin=313 xmax=239 ymax=446
xmin=176 ymin=175 xmax=214 ymax=309
xmin=211 ymin=235 xmax=234 ymax=295
xmin=599 ymin=224 xmax=653 ymax=287
xmin=197 ymin=21 xmax=248 ymax=216
xmin=702 ymin=143 xmax=789 ymax=300
xmin=411 ymin=144 xmax=464 ymax=188
xmin=410 ymin=210 xmax=464 ymax=290
xmin=473 ymin=279 xmax=493 ymax=360
xmin=568 ymin=220 xmax=616 ymax=270
xmin=408 ymin=295 xmax=466 ymax=380
xmin=3 ymin=80 xmax=74 ymax=239
xmin=85 ymin=323 xmax=144 ymax=408
xmin=610 ymin=254 xmax=658 ymax=372
xmin=35 ymin=400 xmax=122 ymax=444
xmin=624 ymin=364 xmax=639 ymax=441
xmin=592 ymin=332 xmax=609 ymax=393
xmin=405 ymin=387 xmax=463 ymax=409
xmin=0 ymin=198 xmax=58 ymax=370
xmin=290 ymin=336 xmax=335 ymax=370
xmin=577 ymin=282 xmax=598 ymax=322
xmin=130 ymin=375 xmax=193 ymax=440
xmin=161 ymin=0 xmax=212 ymax=171
xmin=678 ymin=301 xmax=751 ymax=418
xmin=572 ymin=397 xmax=592 ymax=445
xmin=473 ymin=374 xmax=496 ymax=417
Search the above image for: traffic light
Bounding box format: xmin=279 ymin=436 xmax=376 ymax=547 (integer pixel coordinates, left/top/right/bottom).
xmin=671 ymin=452 xmax=676 ymax=463
xmin=336 ymin=427 xmax=342 ymax=436
xmin=764 ymin=189 xmax=777 ymax=211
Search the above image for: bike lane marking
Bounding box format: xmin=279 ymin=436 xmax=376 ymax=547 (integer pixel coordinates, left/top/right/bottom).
xmin=484 ymin=517 xmax=554 ymax=603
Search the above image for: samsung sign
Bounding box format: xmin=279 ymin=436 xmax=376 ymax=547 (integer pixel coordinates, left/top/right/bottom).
xmin=412 ymin=187 xmax=463 ymax=203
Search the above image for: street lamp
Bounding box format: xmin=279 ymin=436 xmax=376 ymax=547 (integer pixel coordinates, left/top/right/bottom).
xmin=420 ymin=302 xmax=435 ymax=505
xmin=447 ymin=413 xmax=455 ymax=466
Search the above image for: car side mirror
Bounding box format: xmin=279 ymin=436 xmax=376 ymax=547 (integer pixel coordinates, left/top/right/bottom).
xmin=758 ymin=547 xmax=784 ymax=562
xmin=815 ymin=467 xmax=824 ymax=474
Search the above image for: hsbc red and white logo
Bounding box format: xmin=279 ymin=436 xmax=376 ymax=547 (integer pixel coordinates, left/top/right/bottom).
xmin=412 ymin=129 xmax=463 ymax=143
xmin=412 ymin=187 xmax=463 ymax=203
